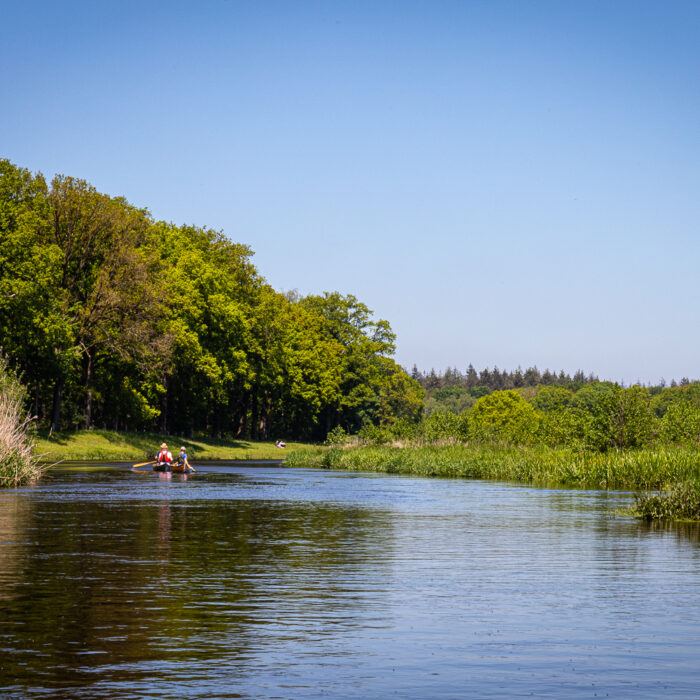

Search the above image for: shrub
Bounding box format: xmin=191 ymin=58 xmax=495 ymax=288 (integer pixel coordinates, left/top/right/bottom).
xmin=357 ymin=422 xmax=392 ymax=445
xmin=418 ymin=409 xmax=469 ymax=442
xmin=324 ymin=425 xmax=349 ymax=446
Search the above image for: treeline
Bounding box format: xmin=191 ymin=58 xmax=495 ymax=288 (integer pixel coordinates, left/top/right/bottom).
xmin=412 ymin=364 xmax=697 ymax=419
xmin=351 ymin=382 xmax=700 ymax=452
xmin=0 ymin=159 xmax=423 ymax=440
xmin=412 ymin=364 xmax=601 ymax=416
xmin=414 ymin=363 xmax=601 ymax=391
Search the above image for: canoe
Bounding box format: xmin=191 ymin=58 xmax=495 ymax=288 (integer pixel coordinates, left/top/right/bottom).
xmin=153 ymin=464 xmax=194 ymax=474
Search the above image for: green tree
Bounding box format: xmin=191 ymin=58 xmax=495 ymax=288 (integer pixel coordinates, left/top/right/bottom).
xmin=572 ymin=383 xmax=656 ymax=450
xmin=377 ymin=364 xmax=424 ymax=427
xmin=0 ymin=160 xmax=67 ymax=425
xmin=660 ymin=400 xmax=700 ymax=445
xmin=531 ymin=386 xmax=574 ymax=413
xmin=47 ymin=175 xmax=170 ymax=429
xmin=149 ymin=222 xmax=258 ymax=436
xmin=469 ymin=390 xmax=540 ymax=445
xmin=299 ymin=292 xmax=397 ymax=433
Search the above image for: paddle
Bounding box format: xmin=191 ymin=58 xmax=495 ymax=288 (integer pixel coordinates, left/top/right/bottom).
xmin=132 ymin=460 xmax=156 ymax=469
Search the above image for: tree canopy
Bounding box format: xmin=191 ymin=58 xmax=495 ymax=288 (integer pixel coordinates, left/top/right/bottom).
xmin=0 ymin=159 xmax=422 ymax=440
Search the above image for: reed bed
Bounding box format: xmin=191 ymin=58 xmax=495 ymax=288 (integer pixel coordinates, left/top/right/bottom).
xmin=633 ymin=481 xmax=700 ymax=521
xmin=285 ymin=444 xmax=700 ymax=491
xmin=0 ymin=362 xmax=44 ymax=487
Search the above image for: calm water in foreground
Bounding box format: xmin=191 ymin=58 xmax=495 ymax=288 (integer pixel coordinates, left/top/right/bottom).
xmin=1 ymin=463 xmax=699 ymax=699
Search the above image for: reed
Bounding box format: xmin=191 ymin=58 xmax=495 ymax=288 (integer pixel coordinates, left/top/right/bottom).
xmin=633 ymin=481 xmax=700 ymax=521
xmin=0 ymin=359 xmax=44 ymax=487
xmin=285 ymin=443 xmax=700 ymax=491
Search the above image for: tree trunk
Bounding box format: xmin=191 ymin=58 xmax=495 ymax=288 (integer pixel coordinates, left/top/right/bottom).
xmin=159 ymin=376 xmax=168 ymax=433
xmin=250 ymin=384 xmax=259 ymax=440
xmin=33 ymin=381 xmax=40 ymax=429
xmin=50 ymin=376 xmax=64 ymax=433
xmin=210 ymin=405 xmax=220 ymax=439
xmin=236 ymin=390 xmax=249 ymax=437
xmin=83 ymin=350 xmax=94 ymax=429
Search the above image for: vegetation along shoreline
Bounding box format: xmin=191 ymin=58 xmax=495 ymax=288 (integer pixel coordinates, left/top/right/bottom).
xmin=2 ymin=158 xmax=699 ymax=520
xmin=286 ymin=443 xmax=700 ymax=520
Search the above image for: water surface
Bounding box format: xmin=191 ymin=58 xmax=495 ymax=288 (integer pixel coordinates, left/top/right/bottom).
xmin=1 ymin=463 xmax=699 ymax=698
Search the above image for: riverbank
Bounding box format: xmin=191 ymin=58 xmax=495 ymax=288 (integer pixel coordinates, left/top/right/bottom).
xmin=286 ymin=443 xmax=700 ymax=491
xmin=34 ymin=430 xmax=312 ymax=463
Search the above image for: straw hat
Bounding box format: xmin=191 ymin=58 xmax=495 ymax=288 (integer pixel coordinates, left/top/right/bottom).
xmin=160 ymin=443 xmax=167 ymax=448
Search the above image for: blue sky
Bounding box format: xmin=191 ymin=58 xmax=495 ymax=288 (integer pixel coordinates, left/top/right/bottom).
xmin=2 ymin=0 xmax=699 ymax=384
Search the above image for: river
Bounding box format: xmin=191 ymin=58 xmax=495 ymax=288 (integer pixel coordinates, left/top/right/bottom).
xmin=1 ymin=463 xmax=699 ymax=698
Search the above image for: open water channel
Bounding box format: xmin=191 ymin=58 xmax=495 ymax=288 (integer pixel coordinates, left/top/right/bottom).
xmin=1 ymin=462 xmax=699 ymax=699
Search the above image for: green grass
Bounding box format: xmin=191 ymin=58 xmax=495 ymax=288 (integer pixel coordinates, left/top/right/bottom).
xmin=286 ymin=443 xmax=700 ymax=491
xmin=33 ymin=430 xmax=313 ymax=463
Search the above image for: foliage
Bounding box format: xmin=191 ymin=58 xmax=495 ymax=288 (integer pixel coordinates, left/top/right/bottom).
xmin=537 ymin=408 xmax=587 ymax=448
xmin=324 ymin=426 xmax=349 ymax=446
xmin=531 ymin=386 xmax=574 ymax=413
xmin=469 ymin=390 xmax=539 ymax=445
xmin=0 ymin=159 xmax=422 ymax=444
xmin=299 ymin=292 xmax=398 ymax=434
xmin=377 ymin=368 xmax=424 ymax=427
xmin=660 ymin=399 xmax=700 ymax=445
xmin=419 ymin=409 xmax=469 ymax=442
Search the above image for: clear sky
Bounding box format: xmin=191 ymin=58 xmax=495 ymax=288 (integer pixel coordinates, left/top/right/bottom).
xmin=2 ymin=0 xmax=698 ymax=384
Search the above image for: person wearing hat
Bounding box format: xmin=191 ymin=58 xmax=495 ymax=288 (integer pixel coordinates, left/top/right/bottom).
xmin=155 ymin=443 xmax=173 ymax=471
xmin=175 ymin=446 xmax=195 ymax=472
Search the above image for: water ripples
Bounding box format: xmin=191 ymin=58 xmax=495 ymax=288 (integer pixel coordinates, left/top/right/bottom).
xmin=1 ymin=465 xmax=699 ymax=698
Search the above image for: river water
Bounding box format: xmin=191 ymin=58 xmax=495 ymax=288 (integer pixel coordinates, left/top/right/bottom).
xmin=1 ymin=463 xmax=699 ymax=699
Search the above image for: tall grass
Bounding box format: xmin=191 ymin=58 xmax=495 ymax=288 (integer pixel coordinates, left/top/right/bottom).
xmin=0 ymin=359 xmax=43 ymax=487
xmin=286 ymin=443 xmax=700 ymax=491
xmin=634 ymin=481 xmax=700 ymax=521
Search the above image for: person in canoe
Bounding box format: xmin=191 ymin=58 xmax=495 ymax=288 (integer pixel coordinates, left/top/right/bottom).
xmin=155 ymin=442 xmax=173 ymax=472
xmin=176 ymin=446 xmax=195 ymax=472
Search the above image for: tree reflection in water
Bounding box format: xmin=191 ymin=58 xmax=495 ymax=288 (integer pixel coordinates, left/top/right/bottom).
xmin=0 ymin=469 xmax=392 ymax=697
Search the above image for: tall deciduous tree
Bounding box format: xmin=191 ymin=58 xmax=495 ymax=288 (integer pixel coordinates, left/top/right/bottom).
xmin=300 ymin=292 xmax=399 ymax=432
xmin=48 ymin=176 xmax=171 ymax=428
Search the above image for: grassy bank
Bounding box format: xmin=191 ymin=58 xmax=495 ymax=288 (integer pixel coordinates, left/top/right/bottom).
xmin=286 ymin=443 xmax=700 ymax=491
xmin=34 ymin=430 xmax=312 ymax=463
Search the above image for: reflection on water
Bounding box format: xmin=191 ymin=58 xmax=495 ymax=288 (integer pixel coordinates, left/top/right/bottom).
xmin=1 ymin=465 xmax=699 ymax=699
